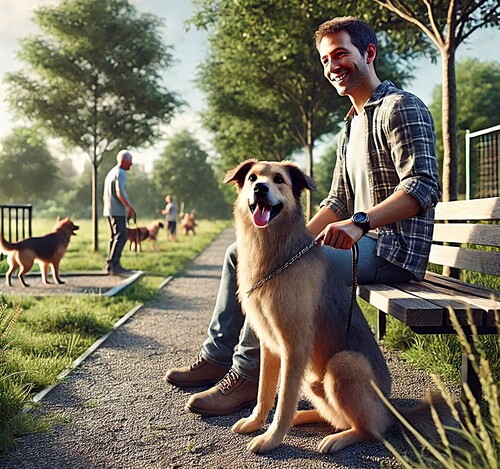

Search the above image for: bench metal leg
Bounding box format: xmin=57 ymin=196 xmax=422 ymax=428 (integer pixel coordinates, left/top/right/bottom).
xmin=376 ymin=310 xmax=386 ymax=341
xmin=461 ymin=336 xmax=481 ymax=405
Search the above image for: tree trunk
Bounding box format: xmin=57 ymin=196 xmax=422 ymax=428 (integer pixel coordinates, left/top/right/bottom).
xmin=440 ymin=47 xmax=459 ymax=202
xmin=441 ymin=45 xmax=459 ymax=277
xmin=92 ymin=161 xmax=99 ymax=252
xmin=305 ymin=117 xmax=314 ymax=221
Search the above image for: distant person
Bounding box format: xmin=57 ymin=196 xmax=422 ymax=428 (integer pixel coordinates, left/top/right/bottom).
xmin=162 ymin=195 xmax=178 ymax=241
xmin=103 ymin=149 xmax=136 ymax=275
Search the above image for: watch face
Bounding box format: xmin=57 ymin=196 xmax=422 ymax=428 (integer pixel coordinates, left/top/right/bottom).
xmin=353 ymin=212 xmax=368 ymax=223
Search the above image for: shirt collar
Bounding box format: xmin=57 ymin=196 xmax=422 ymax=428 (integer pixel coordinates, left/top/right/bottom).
xmin=343 ymin=80 xmax=396 ymax=122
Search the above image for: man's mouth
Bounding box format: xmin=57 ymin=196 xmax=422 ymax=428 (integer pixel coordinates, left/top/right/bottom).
xmin=248 ymin=201 xmax=283 ymax=227
xmin=331 ymin=72 xmax=347 ymax=83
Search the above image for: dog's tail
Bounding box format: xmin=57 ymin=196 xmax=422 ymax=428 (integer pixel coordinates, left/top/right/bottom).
xmin=0 ymin=236 xmax=17 ymax=253
xmin=397 ymin=390 xmax=455 ymax=440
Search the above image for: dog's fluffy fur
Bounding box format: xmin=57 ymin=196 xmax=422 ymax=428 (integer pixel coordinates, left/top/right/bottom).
xmin=127 ymin=221 xmax=164 ymax=252
xmin=224 ymin=159 xmax=452 ymax=454
xmin=180 ymin=212 xmax=197 ymax=236
xmin=0 ymin=216 xmax=79 ymax=287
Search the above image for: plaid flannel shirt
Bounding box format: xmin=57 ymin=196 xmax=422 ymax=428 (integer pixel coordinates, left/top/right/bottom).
xmin=321 ymin=80 xmax=441 ymax=280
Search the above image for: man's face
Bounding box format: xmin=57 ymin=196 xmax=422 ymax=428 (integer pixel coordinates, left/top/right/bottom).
xmin=122 ymin=157 xmax=133 ymax=170
xmin=318 ymin=30 xmax=370 ymax=98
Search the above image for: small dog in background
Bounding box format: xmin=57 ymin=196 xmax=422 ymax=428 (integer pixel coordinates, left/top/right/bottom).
xmin=127 ymin=221 xmax=164 ymax=252
xmin=0 ymin=216 xmax=79 ymax=287
xmin=180 ymin=211 xmax=197 ymax=236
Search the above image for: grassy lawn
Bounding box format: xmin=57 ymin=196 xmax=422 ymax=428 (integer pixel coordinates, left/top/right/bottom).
xmin=0 ymin=217 xmax=231 ymax=452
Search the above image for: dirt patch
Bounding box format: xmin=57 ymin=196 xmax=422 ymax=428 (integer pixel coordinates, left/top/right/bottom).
xmin=0 ymin=271 xmax=143 ymax=296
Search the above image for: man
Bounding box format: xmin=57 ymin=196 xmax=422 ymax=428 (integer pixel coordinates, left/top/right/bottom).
xmin=164 ymin=16 xmax=440 ymax=417
xmin=103 ymin=149 xmax=136 ymax=276
xmin=161 ymin=194 xmax=178 ymax=241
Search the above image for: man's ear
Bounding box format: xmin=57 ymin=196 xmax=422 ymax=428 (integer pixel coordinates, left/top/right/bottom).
xmin=366 ymin=43 xmax=377 ymax=65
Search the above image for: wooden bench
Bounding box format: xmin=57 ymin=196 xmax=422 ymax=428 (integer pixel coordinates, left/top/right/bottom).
xmin=358 ymin=197 xmax=500 ymax=403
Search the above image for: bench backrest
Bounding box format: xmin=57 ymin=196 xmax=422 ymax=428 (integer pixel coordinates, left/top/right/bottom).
xmin=429 ymin=197 xmax=500 ymax=276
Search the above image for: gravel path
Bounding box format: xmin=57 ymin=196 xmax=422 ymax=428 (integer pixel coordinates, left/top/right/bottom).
xmin=2 ymin=228 xmax=460 ymax=469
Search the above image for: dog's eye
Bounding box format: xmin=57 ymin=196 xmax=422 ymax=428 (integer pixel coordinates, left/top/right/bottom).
xmin=248 ymin=174 xmax=257 ymax=182
xmin=274 ymin=175 xmax=285 ymax=184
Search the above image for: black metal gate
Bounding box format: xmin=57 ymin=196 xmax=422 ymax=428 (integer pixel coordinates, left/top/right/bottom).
xmin=0 ymin=204 xmax=33 ymax=260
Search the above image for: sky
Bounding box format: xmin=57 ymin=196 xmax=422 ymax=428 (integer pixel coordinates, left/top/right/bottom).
xmin=1 ymin=0 xmax=499 ymax=172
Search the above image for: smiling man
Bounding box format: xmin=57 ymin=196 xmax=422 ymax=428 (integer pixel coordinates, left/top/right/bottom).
xmin=163 ymin=16 xmax=441 ymax=419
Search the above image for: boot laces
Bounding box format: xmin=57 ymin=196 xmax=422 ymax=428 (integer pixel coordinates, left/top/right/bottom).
xmin=189 ymin=353 xmax=205 ymax=370
xmin=218 ymin=368 xmax=240 ymax=393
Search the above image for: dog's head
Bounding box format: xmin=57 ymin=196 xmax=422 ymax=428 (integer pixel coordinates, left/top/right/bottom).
xmin=54 ymin=216 xmax=79 ymax=236
xmin=224 ymin=159 xmax=316 ymax=228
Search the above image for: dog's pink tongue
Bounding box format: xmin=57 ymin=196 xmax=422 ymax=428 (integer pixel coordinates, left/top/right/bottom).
xmin=253 ymin=204 xmax=271 ymax=227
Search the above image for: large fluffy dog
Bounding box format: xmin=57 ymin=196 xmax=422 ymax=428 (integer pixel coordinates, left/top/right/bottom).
xmin=224 ymin=159 xmax=450 ymax=454
xmin=0 ymin=216 xmax=79 ymax=287
xmin=127 ymin=221 xmax=164 ymax=252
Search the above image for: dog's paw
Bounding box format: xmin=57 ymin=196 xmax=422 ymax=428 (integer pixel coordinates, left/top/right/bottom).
xmin=232 ymin=416 xmax=262 ymax=434
xmin=246 ymin=430 xmax=283 ymax=454
xmin=317 ymin=428 xmax=371 ymax=453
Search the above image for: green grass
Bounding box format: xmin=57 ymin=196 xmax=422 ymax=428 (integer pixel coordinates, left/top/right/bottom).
xmin=0 ymin=217 xmax=230 ymax=453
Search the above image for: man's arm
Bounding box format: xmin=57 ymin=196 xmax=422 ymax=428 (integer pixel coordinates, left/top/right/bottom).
xmin=115 ymin=172 xmax=135 ymax=218
xmin=306 ymin=206 xmax=341 ymax=236
xmin=312 ymin=190 xmax=420 ymax=250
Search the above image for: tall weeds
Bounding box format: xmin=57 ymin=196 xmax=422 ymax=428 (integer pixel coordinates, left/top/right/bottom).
xmin=377 ymin=306 xmax=500 ymax=468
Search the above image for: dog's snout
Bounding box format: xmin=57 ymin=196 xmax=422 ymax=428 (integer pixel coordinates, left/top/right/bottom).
xmin=254 ymin=183 xmax=269 ymax=195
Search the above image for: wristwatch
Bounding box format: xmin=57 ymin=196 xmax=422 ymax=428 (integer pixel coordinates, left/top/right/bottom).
xmin=351 ymin=211 xmax=370 ymax=235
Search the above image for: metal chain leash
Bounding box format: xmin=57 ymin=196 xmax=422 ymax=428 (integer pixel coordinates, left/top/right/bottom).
xmin=246 ymin=239 xmax=317 ymax=296
xmin=245 ymin=238 xmax=359 ymax=337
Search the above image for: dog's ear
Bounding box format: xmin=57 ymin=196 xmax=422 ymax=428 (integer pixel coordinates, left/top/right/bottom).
xmin=284 ymin=163 xmax=317 ymax=198
xmin=223 ymin=159 xmax=259 ymax=190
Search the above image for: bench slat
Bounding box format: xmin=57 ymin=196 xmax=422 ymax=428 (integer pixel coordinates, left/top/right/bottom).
xmin=432 ymin=223 xmax=500 ymax=248
xmin=424 ymin=272 xmax=499 ymax=299
xmin=357 ymin=284 xmax=443 ymax=326
xmin=435 ymin=197 xmax=500 ymax=221
xmin=429 ymin=245 xmax=500 ymax=276
xmin=397 ymin=283 xmax=482 ymax=325
xmin=420 ymin=281 xmax=499 ymax=327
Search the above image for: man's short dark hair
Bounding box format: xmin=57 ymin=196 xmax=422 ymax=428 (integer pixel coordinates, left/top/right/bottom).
xmin=315 ymin=16 xmax=378 ymax=55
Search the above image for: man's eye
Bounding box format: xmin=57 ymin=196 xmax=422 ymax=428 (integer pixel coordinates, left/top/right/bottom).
xmin=274 ymin=175 xmax=284 ymax=184
xmin=248 ymin=174 xmax=257 ymax=182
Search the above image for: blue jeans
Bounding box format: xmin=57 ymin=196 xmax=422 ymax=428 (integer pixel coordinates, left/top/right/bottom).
xmin=201 ymin=237 xmax=415 ymax=382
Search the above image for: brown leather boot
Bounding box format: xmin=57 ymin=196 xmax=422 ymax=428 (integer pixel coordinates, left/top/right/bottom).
xmin=185 ymin=368 xmax=258 ymax=416
xmin=163 ymin=354 xmax=230 ymax=388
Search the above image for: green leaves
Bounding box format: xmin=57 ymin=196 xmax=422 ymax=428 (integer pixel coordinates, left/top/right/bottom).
xmin=5 ymin=0 xmax=181 ymax=156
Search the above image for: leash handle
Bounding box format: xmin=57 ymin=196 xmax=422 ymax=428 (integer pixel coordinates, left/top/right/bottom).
xmin=346 ymin=242 xmax=359 ymax=334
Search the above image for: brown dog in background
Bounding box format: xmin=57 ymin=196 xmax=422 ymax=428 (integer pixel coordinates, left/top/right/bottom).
xmin=0 ymin=216 xmax=79 ymax=287
xmin=224 ymin=159 xmax=451 ymax=454
xmin=127 ymin=221 xmax=164 ymax=252
xmin=180 ymin=211 xmax=197 ymax=235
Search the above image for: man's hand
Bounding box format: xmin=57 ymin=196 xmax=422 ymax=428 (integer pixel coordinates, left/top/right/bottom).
xmin=315 ymin=219 xmax=363 ymax=250
xmin=127 ymin=207 xmax=136 ymax=219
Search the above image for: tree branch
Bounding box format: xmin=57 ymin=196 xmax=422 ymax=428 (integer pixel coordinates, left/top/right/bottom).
xmin=373 ymin=0 xmax=445 ymax=49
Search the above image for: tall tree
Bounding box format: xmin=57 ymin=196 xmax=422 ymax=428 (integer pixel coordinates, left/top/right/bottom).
xmin=154 ymin=130 xmax=230 ymax=219
xmin=373 ymin=0 xmax=500 ymax=201
xmin=430 ymin=58 xmax=500 ymax=195
xmin=0 ymin=128 xmax=61 ymax=204
xmin=192 ymin=0 xmax=428 ymax=218
xmin=5 ymin=0 xmax=182 ymax=250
